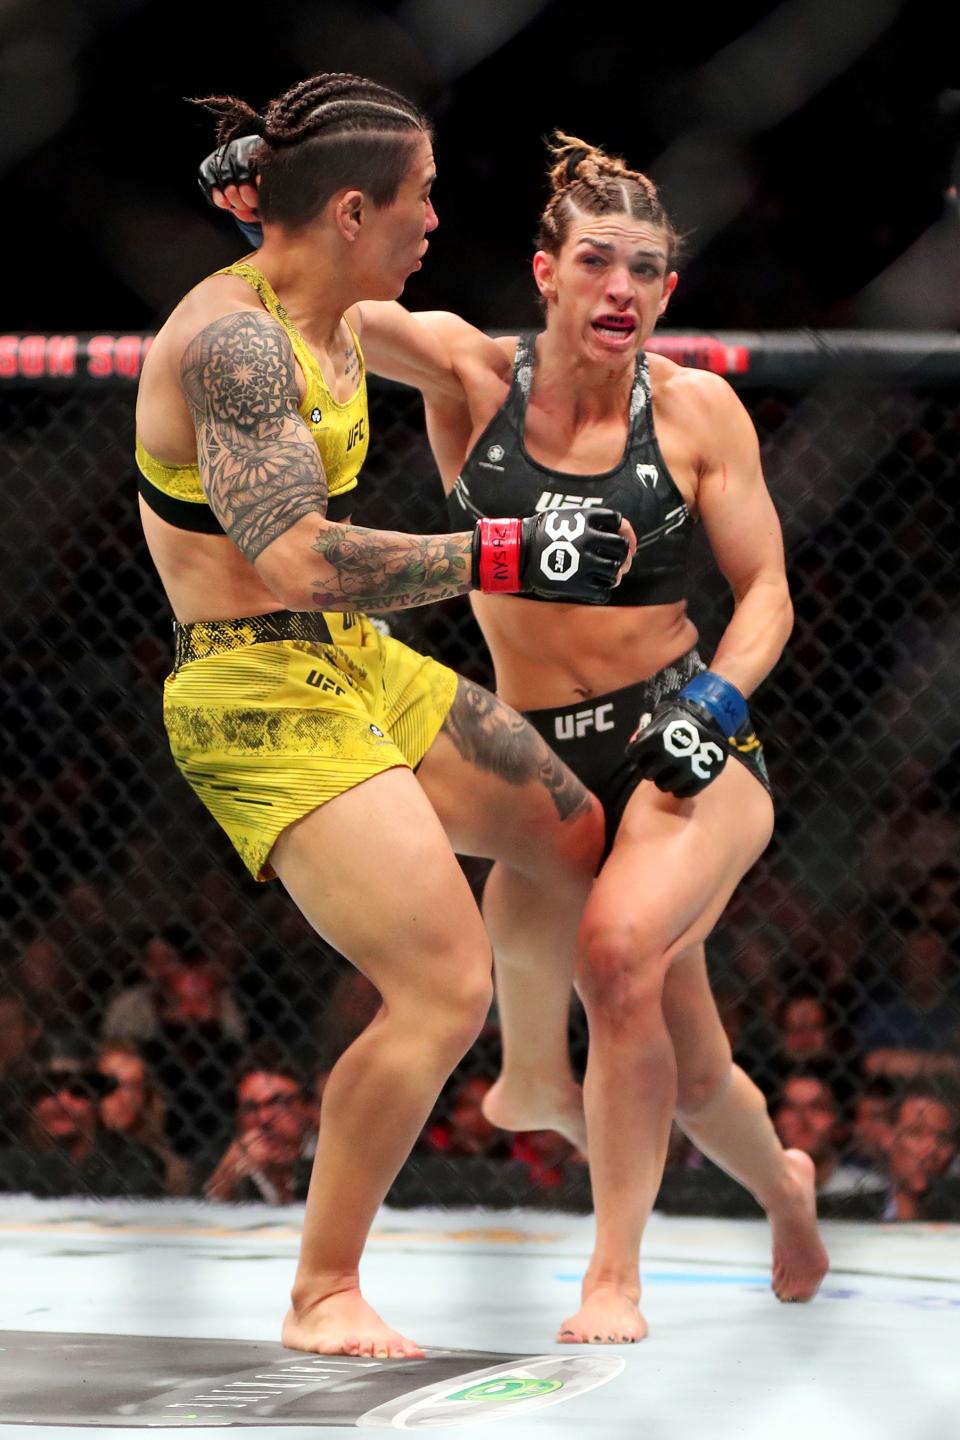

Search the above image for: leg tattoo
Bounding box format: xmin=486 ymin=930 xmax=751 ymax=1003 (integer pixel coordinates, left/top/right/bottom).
xmin=441 ymin=678 xmax=591 ymax=822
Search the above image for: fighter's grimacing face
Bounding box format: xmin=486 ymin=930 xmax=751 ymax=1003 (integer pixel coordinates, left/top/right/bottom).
xmin=534 ymin=214 xmax=678 ymax=361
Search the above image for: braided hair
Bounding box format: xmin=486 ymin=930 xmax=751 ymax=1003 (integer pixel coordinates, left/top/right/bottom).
xmin=191 ymin=73 xmax=431 ymax=227
xmin=537 ymin=131 xmax=680 ymax=265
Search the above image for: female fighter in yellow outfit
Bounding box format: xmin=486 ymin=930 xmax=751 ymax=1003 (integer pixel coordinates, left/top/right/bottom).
xmin=205 ymin=126 xmax=829 ymax=1345
xmin=138 ymin=74 xmax=632 ymax=1361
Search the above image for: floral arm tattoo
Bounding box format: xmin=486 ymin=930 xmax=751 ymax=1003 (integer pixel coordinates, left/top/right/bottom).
xmin=309 ymin=524 xmax=472 ymax=612
xmin=180 ymin=311 xmax=328 ymax=562
xmin=181 ymin=310 xmax=476 ymax=611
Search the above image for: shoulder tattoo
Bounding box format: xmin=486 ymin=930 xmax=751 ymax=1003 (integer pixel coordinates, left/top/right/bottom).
xmin=180 ymin=311 xmax=329 ymax=562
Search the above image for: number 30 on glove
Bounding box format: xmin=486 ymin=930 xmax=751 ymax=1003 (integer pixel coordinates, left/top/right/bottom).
xmin=626 ymin=671 xmax=750 ymax=798
xmin=473 ymin=508 xmax=629 ymax=604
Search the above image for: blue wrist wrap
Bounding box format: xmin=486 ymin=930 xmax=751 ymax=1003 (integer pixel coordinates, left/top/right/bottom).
xmin=237 ymin=219 xmax=265 ymax=250
xmin=678 ymin=671 xmax=748 ymax=736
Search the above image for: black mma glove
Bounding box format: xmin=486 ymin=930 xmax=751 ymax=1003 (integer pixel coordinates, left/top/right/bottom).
xmin=199 ymin=136 xmax=264 ymax=248
xmin=626 ymin=670 xmax=750 ymax=797
xmin=198 ymin=134 xmax=262 ymax=209
xmin=472 ymin=509 xmax=629 ymax=604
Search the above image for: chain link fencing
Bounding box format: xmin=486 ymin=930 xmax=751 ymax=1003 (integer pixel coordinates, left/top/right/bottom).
xmin=1 ymin=332 xmax=958 ymax=1217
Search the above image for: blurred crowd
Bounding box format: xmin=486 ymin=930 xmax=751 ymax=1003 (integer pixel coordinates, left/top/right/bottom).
xmin=1 ymin=377 xmax=959 ymax=1218
xmin=0 ymin=855 xmax=958 ymax=1219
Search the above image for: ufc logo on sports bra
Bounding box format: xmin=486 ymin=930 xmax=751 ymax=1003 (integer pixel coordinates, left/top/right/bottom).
xmin=346 ymin=418 xmax=365 ymax=451
xmin=555 ymin=704 xmax=615 ymax=741
xmin=535 ymin=492 xmax=604 ymax=512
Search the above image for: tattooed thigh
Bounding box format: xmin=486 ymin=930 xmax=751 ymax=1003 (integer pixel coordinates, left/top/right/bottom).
xmin=440 ymin=677 xmax=591 ymax=822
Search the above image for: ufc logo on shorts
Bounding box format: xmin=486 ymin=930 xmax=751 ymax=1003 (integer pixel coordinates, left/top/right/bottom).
xmin=662 ymin=718 xmax=725 ymax=780
xmin=555 ymin=703 xmax=615 ymax=741
xmin=539 ymin=511 xmax=584 ymax=581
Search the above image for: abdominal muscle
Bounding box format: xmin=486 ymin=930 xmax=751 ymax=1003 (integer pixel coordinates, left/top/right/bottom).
xmin=139 ymin=499 xmax=285 ymax=625
xmin=471 ymin=589 xmax=699 ymax=711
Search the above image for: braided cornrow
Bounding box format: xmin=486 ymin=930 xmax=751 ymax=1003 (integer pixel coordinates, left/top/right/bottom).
xmin=190 ymin=73 xmax=430 ymax=227
xmin=537 ymin=131 xmax=680 ymax=264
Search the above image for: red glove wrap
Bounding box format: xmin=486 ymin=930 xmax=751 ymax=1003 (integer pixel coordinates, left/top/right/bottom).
xmin=473 ymin=517 xmax=523 ymax=593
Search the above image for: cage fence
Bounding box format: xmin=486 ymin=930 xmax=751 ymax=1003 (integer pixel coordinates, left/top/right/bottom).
xmin=1 ymin=330 xmax=958 ymax=1217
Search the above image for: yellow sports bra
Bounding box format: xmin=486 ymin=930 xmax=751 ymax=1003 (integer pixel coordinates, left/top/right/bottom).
xmin=135 ymin=261 xmax=369 ymax=533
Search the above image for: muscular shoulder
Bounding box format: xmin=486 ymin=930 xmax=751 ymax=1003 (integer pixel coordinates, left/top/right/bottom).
xmin=179 ymin=276 xmax=275 ymax=348
xmin=647 ymin=353 xmax=755 ymax=459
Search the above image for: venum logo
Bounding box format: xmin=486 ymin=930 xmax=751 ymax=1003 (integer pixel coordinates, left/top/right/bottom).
xmin=635 ymin=464 xmax=659 ymax=487
xmin=555 ymin=704 xmax=615 ymax=741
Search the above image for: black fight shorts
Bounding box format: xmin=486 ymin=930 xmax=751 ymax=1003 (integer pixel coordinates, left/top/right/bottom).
xmin=521 ymin=649 xmax=772 ymax=859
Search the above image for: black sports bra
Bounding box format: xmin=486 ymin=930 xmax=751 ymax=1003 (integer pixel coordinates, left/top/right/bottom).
xmin=448 ymin=332 xmax=692 ymax=606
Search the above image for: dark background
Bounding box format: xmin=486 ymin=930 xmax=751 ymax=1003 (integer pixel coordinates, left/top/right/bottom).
xmin=7 ymin=0 xmax=959 ymax=335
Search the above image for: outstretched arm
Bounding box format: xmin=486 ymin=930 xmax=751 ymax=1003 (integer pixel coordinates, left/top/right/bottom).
xmin=180 ymin=310 xmax=476 ymax=613
xmin=180 ymin=310 xmax=631 ymax=612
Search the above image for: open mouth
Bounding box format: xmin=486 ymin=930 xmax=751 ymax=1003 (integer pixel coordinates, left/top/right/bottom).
xmin=592 ymin=314 xmax=637 ymax=341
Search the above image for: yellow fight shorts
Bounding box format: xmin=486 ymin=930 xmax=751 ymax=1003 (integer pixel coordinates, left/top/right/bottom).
xmin=163 ymin=609 xmax=459 ymax=881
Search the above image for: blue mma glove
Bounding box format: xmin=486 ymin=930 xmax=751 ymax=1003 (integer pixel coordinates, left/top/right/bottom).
xmin=626 ymin=670 xmax=749 ymax=798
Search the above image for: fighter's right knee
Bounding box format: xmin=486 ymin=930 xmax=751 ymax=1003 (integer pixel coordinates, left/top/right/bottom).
xmin=575 ymin=921 xmax=668 ymax=1029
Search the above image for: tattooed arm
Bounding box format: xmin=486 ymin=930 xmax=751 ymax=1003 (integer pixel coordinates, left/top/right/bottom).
xmin=179 ymin=309 xmax=476 ymax=613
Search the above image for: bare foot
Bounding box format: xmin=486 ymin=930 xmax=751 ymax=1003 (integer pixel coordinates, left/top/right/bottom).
xmin=768 ymin=1149 xmax=829 ymax=1303
xmin=557 ymin=1282 xmax=648 ymax=1345
xmin=282 ymin=1289 xmax=424 ymax=1359
xmin=482 ymin=1074 xmax=587 ymax=1152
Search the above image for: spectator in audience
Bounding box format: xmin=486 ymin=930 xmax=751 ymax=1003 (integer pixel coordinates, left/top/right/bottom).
xmin=102 ymin=925 xmax=245 ymax=1154
xmin=846 ymin=1075 xmax=896 ymax=1174
xmin=775 ymin=992 xmax=832 ymax=1066
xmin=0 ymin=989 xmax=39 ymax=1143
xmin=772 ymin=1070 xmax=885 ymax=1198
xmin=102 ymin=924 xmax=245 ymax=1047
xmin=97 ymin=1042 xmax=193 ymax=1196
xmin=856 ymin=928 xmax=960 ymax=1081
xmin=0 ymin=1036 xmax=165 ymax=1197
xmin=204 ymin=1048 xmax=315 ymax=1205
xmin=879 ymin=1084 xmax=960 ymax=1221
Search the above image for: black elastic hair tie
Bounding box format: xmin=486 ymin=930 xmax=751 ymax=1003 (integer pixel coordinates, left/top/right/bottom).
xmin=565 ymin=147 xmax=589 ymax=182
